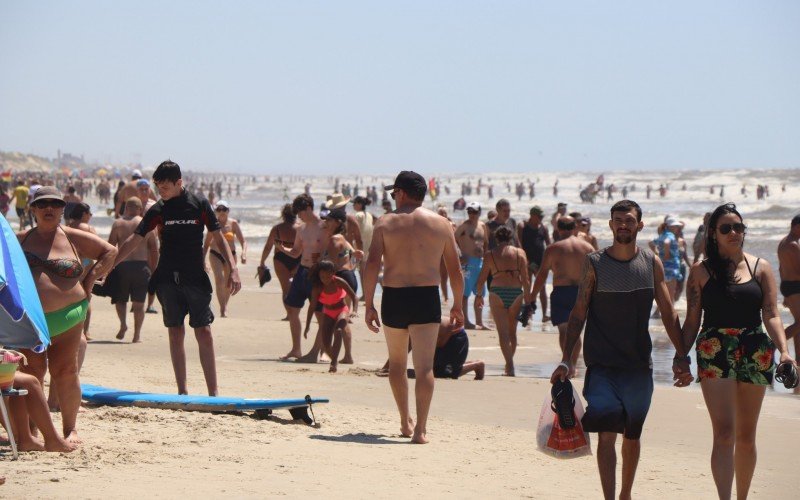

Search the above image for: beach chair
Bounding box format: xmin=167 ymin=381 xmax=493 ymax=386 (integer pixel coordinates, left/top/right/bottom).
xmin=0 ymin=387 xmax=28 ymax=460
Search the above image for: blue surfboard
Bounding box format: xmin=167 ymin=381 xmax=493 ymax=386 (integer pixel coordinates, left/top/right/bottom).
xmin=81 ymin=384 xmax=328 ymax=419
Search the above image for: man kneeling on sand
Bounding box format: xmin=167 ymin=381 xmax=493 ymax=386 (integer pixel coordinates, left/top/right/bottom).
xmin=379 ymin=319 xmax=485 ymax=380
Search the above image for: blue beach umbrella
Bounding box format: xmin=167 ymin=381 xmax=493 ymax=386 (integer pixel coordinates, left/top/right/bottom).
xmin=0 ymin=214 xmax=49 ymax=352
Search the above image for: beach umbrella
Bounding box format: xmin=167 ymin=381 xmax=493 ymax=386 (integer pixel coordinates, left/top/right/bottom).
xmin=0 ymin=214 xmax=49 ymax=352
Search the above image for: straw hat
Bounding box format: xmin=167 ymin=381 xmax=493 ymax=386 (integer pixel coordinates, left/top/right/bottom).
xmin=327 ymin=192 xmax=350 ymax=209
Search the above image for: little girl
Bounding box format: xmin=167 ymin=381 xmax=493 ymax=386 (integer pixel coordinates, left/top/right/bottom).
xmin=304 ymin=260 xmax=357 ymax=373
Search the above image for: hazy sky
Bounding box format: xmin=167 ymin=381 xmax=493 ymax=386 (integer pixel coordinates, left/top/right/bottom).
xmin=1 ymin=1 xmax=798 ymax=174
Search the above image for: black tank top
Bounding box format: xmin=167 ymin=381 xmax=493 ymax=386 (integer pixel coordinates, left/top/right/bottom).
xmin=701 ymin=258 xmax=762 ymax=329
xmin=521 ymin=223 xmax=547 ymax=265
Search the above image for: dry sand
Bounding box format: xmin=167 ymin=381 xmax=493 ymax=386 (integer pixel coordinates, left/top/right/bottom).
xmin=2 ymin=263 xmax=798 ymax=498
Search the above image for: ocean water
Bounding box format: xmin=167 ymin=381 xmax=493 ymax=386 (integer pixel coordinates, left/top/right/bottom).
xmin=81 ymin=167 xmax=799 ymax=393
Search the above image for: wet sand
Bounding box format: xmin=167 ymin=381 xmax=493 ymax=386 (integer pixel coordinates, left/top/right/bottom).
xmin=2 ymin=262 xmax=798 ymax=498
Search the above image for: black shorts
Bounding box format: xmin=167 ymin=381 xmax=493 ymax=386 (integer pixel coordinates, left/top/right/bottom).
xmin=336 ymin=269 xmax=358 ymax=295
xmin=781 ymin=280 xmax=800 ymax=298
xmin=284 ymin=266 xmax=322 ymax=311
xmin=274 ymin=251 xmax=301 ymax=272
xmin=381 ymin=286 xmax=441 ymax=329
xmin=155 ymin=280 xmax=214 ymax=329
xmin=111 ymin=261 xmax=151 ymax=304
xmin=15 ymin=207 xmax=25 ymax=218
xmin=434 ymin=330 xmax=469 ymax=379
xmin=582 ymin=366 xmax=653 ymax=440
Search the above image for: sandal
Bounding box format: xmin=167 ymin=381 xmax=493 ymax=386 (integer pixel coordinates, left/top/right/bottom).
xmin=550 ymin=379 xmax=577 ymax=429
xmin=775 ymin=362 xmax=799 ymax=389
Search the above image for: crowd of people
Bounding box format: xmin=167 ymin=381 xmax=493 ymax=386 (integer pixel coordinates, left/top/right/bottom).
xmin=1 ymin=164 xmax=798 ymax=499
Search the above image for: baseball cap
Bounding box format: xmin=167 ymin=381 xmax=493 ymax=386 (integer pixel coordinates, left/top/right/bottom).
xmin=466 ymin=201 xmax=481 ymax=212
xmin=31 ymin=186 xmax=65 ymax=205
xmin=215 ymin=200 xmax=230 ymax=210
xmin=132 ymin=169 xmax=143 ymax=179
xmin=530 ymin=206 xmax=544 ymax=216
xmin=322 ymin=208 xmax=347 ymax=223
xmin=137 ymin=179 xmax=150 ymax=188
xmin=384 ymin=171 xmax=427 ymax=193
xmin=664 ymin=216 xmax=681 ymax=227
xmin=557 ymin=202 xmax=567 ymax=208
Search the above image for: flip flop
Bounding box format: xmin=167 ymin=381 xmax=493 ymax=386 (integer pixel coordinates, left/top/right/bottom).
xmin=775 ymin=362 xmax=799 ymax=389
xmin=551 ymin=379 xmax=577 ymax=429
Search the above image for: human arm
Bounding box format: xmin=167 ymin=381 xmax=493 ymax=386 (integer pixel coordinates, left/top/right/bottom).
xmin=304 ymin=286 xmax=320 ymax=337
xmin=550 ymin=256 xmax=595 ymax=382
xmin=529 ymin=247 xmax=553 ymax=301
xmin=276 ymin=229 xmax=303 ymax=259
xmin=210 ymin=230 xmax=241 ymax=295
xmin=757 ymin=259 xmax=796 ymax=366
xmin=682 ymin=262 xmax=704 ymax=351
xmin=518 ymin=250 xmax=532 ymax=304
xmin=202 ymin=232 xmax=213 ymax=272
xmin=145 ymin=233 xmax=159 ymax=271
xmin=653 ymin=254 xmax=692 ymax=386
xmin=347 ymin=216 xmax=363 ymax=251
xmin=335 ymin=276 xmax=358 ymax=315
xmin=473 ymin=251 xmax=492 ymax=310
xmin=260 ymin=226 xmax=277 ymax=267
xmin=363 ymin=223 xmax=384 ymax=332
xmin=67 ymin=227 xmax=118 ymax=298
xmin=443 ymin=220 xmax=465 ymax=327
xmin=233 ymin=220 xmax=247 ymax=264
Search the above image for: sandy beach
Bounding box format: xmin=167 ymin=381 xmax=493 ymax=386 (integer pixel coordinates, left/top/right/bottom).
xmin=1 ymin=261 xmax=798 ymax=498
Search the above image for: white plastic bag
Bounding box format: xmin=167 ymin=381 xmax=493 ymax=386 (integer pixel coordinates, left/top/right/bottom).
xmin=536 ymin=385 xmax=591 ymax=458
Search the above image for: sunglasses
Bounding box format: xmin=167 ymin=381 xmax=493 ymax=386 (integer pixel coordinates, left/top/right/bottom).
xmin=718 ymin=223 xmax=746 ymax=235
xmin=33 ymin=200 xmax=65 ymax=209
xmin=215 ymin=207 xmax=229 ymax=212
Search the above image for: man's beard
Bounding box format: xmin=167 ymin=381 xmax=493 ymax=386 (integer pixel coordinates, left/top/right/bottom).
xmin=614 ymin=232 xmax=635 ymax=244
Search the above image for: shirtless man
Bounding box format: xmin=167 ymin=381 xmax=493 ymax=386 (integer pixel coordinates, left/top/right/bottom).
xmin=275 ymin=194 xmax=328 ymax=361
xmin=136 ymin=179 xmax=160 ymax=313
xmin=778 ymin=215 xmax=800 ymax=381
xmin=518 ymin=206 xmax=551 ymax=322
xmin=115 ymin=170 xmax=143 ymax=218
xmin=364 ymin=171 xmax=464 ymax=444
xmin=455 ymin=201 xmax=489 ymax=330
xmin=551 ymin=202 xmax=568 ymax=241
xmin=108 ymin=197 xmax=159 ymax=343
xmin=530 ymin=216 xmax=595 ymax=374
xmin=577 ymin=217 xmax=599 ymax=250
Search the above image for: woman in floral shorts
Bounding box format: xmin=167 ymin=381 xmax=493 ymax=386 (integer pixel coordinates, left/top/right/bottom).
xmin=682 ymin=203 xmax=796 ymax=499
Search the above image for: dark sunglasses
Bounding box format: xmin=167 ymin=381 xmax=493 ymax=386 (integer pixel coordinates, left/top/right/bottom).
xmin=33 ymin=200 xmax=65 ymax=209
xmin=718 ymin=223 xmax=746 ymax=235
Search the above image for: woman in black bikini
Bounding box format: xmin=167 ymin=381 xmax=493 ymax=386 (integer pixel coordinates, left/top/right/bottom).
xmin=17 ymin=186 xmax=116 ymax=447
xmin=682 ymin=203 xmax=796 ymax=499
xmin=203 ymin=200 xmax=246 ymax=318
xmin=260 ymin=204 xmax=301 ymax=319
xmin=475 ymin=226 xmax=532 ymax=376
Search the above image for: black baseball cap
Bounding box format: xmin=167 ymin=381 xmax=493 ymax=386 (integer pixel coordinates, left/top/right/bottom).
xmin=384 ymin=171 xmax=427 ymax=193
xmin=322 ymin=208 xmax=347 ymax=223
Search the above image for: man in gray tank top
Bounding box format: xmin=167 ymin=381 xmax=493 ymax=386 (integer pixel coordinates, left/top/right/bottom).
xmin=550 ymin=200 xmax=692 ymax=500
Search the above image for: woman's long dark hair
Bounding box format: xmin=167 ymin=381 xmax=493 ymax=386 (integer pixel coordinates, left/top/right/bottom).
xmin=281 ymin=203 xmax=296 ymax=224
xmin=705 ymin=203 xmax=744 ymax=288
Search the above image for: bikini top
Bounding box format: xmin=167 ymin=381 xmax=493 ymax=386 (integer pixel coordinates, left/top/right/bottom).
xmin=224 ymin=231 xmax=235 ymax=242
xmin=275 ymin=228 xmax=294 ymax=248
xmin=318 ymin=286 xmax=346 ymax=306
xmin=22 ymin=226 xmax=85 ymax=279
xmin=490 ymin=248 xmax=520 ymax=278
xmin=323 ymin=245 xmax=352 ymax=261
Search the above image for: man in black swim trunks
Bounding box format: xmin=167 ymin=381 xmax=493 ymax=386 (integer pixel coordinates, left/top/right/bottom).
xmin=550 ymin=200 xmax=691 ymax=499
xmin=364 ymin=170 xmax=464 ymax=444
xmin=114 ymin=161 xmax=241 ymax=396
xmin=517 ymin=206 xmax=551 ymax=322
xmin=778 ymin=215 xmax=800 ymax=377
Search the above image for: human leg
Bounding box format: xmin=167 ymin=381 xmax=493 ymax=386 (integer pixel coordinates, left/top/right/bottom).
xmin=596 ymin=432 xmax=617 ymax=500
xmin=273 ymin=258 xmax=292 ymax=319
xmin=193 ymin=325 xmax=218 ymax=396
xmin=329 ymin=317 xmax=347 ymax=373
xmin=115 ymin=302 xmax=128 ymax=339
xmin=459 ymin=360 xmax=485 ymax=379
xmin=284 ymin=306 xmax=303 ymax=359
xmin=383 ymin=325 xmax=413 ymax=437
xmin=209 ymin=254 xmax=230 ymax=317
xmin=734 ymin=382 xmax=767 ymax=499
xmin=131 ymin=302 xmax=145 ymax=342
xmin=297 ymin=311 xmax=326 ymax=363
xmin=700 ymin=378 xmax=738 ymax=500
xmin=507 ymin=295 xmax=523 ymax=356
xmin=10 ymin=373 xmax=75 ymax=452
xmin=168 ymin=326 xmax=188 ymax=395
xmin=619 ymin=438 xmax=641 ymax=500
xmin=408 ymin=322 xmax=439 ymax=444
xmin=489 ymin=293 xmax=514 ymax=376
xmin=46 ymin=324 xmax=84 ymax=444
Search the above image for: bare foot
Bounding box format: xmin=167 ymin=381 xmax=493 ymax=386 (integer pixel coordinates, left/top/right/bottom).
xmin=65 ymin=430 xmax=82 ymax=446
xmin=220 ymin=309 xmax=227 ymax=318
xmin=542 ymin=315 xmax=551 ymax=323
xmin=46 ymin=437 xmax=77 ymax=453
xmin=295 ymin=352 xmax=320 ymax=363
xmin=339 ymin=356 xmax=354 ymax=365
xmin=400 ymin=418 xmax=414 ymax=438
xmin=280 ymin=350 xmax=302 ymax=361
xmin=475 ymin=365 xmax=485 ymax=380
xmin=411 ymin=429 xmax=429 ymax=444
xmin=115 ymin=326 xmax=127 ymax=340
xmin=280 ymin=316 xmax=290 ymax=321
xmin=464 ymin=322 xmax=476 ymax=330
xmin=503 ymin=365 xmax=515 ymax=377
xmin=17 ymin=436 xmax=46 ymax=452
xmin=329 ymin=364 xmax=338 ymax=373
xmin=475 ymin=324 xmax=491 ymax=331
xmin=132 ymin=336 xmax=142 ymax=343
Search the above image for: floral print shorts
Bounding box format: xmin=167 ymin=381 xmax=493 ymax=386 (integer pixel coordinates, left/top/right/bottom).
xmin=695 ymin=325 xmax=775 ymax=385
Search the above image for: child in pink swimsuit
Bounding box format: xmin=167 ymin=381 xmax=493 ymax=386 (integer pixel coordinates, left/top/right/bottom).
xmin=305 ymin=260 xmax=358 ymax=372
